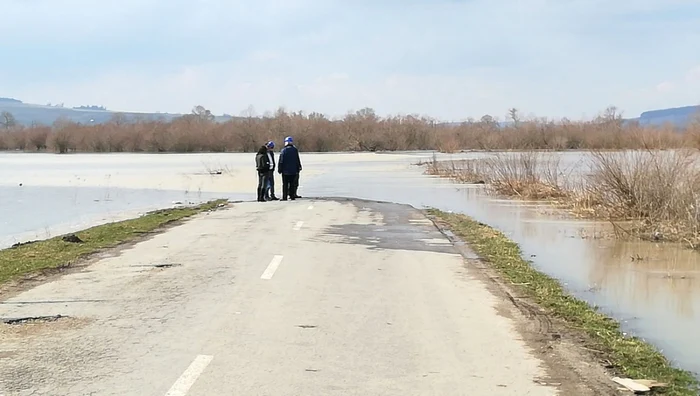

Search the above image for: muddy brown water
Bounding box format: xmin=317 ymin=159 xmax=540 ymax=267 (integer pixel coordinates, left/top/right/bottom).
xmin=1 ymin=151 xmax=698 ymax=377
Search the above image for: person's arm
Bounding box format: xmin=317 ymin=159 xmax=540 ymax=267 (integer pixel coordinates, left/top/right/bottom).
xmin=296 ymin=149 xmax=302 ymax=172
xmin=277 ymin=148 xmax=285 ymax=173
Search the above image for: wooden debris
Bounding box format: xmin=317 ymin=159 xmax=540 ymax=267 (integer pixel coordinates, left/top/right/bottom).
xmin=612 ymin=377 xmax=650 ymax=393
xmin=632 ymin=379 xmax=668 ymax=389
xmin=611 ymin=377 xmax=668 ymax=393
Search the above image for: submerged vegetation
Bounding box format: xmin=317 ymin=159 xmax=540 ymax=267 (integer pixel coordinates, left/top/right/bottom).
xmin=425 ymin=149 xmax=700 ymax=248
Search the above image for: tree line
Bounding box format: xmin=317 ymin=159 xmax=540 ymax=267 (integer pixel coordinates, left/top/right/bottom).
xmin=0 ymin=105 xmax=698 ymax=153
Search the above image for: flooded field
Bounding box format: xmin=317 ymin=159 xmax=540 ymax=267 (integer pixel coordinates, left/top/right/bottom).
xmin=1 ymin=151 xmax=698 ymax=377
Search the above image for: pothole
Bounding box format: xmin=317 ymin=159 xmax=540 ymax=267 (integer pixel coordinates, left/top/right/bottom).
xmin=130 ymin=263 xmax=182 ymax=269
xmin=1 ymin=315 xmax=67 ymax=325
xmin=154 ymin=263 xmax=181 ymax=268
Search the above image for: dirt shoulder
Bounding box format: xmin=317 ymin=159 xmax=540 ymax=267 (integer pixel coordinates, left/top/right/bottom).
xmin=425 ymin=209 xmax=699 ymax=396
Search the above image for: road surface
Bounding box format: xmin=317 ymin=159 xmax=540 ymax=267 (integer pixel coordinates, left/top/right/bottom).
xmin=1 ymin=199 xmax=590 ymax=395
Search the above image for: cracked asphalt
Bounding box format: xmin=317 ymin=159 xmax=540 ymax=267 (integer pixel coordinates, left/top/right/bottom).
xmin=0 ymin=199 xmax=558 ymax=395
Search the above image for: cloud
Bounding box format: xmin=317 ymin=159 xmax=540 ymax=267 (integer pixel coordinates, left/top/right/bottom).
xmin=2 ymin=0 xmax=700 ymax=120
xmin=687 ymin=66 xmax=700 ymax=83
xmin=656 ymin=82 xmax=675 ymax=93
xmin=612 ymin=65 xmax=700 ymax=115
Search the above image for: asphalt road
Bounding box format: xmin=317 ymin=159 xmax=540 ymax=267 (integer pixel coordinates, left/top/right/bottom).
xmin=0 ymin=199 xmax=558 ymax=395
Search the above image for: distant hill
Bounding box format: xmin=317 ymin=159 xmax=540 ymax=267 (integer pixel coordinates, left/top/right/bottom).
xmin=1 ymin=97 xmax=698 ymax=128
xmin=634 ymin=105 xmax=699 ymax=127
xmin=0 ymin=97 xmax=233 ymax=126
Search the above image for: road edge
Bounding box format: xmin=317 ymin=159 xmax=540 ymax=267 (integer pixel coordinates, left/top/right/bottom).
xmin=424 ymin=208 xmax=699 ymax=396
xmin=0 ymin=199 xmax=230 ymax=299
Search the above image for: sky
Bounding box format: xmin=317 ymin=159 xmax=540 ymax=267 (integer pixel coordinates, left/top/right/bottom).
xmin=1 ymin=0 xmax=699 ymax=121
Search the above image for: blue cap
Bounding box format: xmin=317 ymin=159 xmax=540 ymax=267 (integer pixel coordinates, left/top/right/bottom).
xmin=266 ymin=141 xmax=275 ymax=148
xmin=284 ymin=136 xmax=293 ymax=143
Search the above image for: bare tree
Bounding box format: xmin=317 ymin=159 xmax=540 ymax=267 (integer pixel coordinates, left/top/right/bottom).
xmin=479 ymin=114 xmax=498 ymax=126
xmin=598 ymin=106 xmax=623 ymax=124
xmin=239 ymin=105 xmax=257 ymax=118
xmin=1 ymin=111 xmax=16 ymax=129
xmin=507 ymin=108 xmax=521 ymax=126
xmin=192 ymin=105 xmax=215 ymax=122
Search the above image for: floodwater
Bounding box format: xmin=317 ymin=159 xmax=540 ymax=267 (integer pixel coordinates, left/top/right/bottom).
xmin=1 ymin=151 xmax=699 ymax=377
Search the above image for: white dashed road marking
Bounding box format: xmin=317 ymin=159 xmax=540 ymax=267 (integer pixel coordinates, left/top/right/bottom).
xmin=261 ymin=255 xmax=284 ymax=280
xmin=293 ymin=221 xmax=304 ymax=231
xmin=165 ymin=355 xmax=213 ymax=396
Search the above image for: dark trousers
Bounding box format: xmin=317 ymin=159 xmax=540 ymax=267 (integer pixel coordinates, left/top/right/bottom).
xmin=257 ymin=172 xmax=268 ymax=201
xmin=282 ymin=174 xmax=299 ymax=200
xmin=265 ymin=170 xmax=276 ymax=199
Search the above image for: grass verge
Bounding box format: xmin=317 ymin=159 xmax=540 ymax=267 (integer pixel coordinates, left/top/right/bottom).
xmin=0 ymin=199 xmax=228 ymax=286
xmin=426 ymin=209 xmax=699 ymax=396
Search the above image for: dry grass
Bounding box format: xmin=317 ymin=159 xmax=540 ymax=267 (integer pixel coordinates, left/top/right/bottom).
xmin=423 ymin=155 xmax=491 ymax=184
xmin=426 ymin=149 xmax=700 ymax=247
xmin=584 ymin=149 xmax=700 ymax=244
xmin=426 ymin=152 xmax=574 ymax=200
xmin=484 ymin=152 xmax=571 ymax=199
xmin=0 ymin=106 xmax=698 ymax=153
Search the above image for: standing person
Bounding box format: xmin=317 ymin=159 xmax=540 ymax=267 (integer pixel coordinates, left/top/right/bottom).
xmin=264 ymin=141 xmax=279 ymax=201
xmin=277 ymin=136 xmax=302 ymax=201
xmin=255 ymin=145 xmax=270 ymax=202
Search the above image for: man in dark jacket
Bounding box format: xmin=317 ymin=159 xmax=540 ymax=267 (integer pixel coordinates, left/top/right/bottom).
xmin=277 ymin=136 xmax=302 ymax=201
xmin=255 ymin=145 xmax=270 ymax=202
xmin=264 ymin=141 xmax=279 ymax=201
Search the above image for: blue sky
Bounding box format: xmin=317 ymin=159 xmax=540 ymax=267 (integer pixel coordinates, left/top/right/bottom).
xmin=1 ymin=0 xmax=699 ymax=121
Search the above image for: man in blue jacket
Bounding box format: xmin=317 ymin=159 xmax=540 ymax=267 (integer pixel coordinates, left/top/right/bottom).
xmin=277 ymin=136 xmax=302 ymax=201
